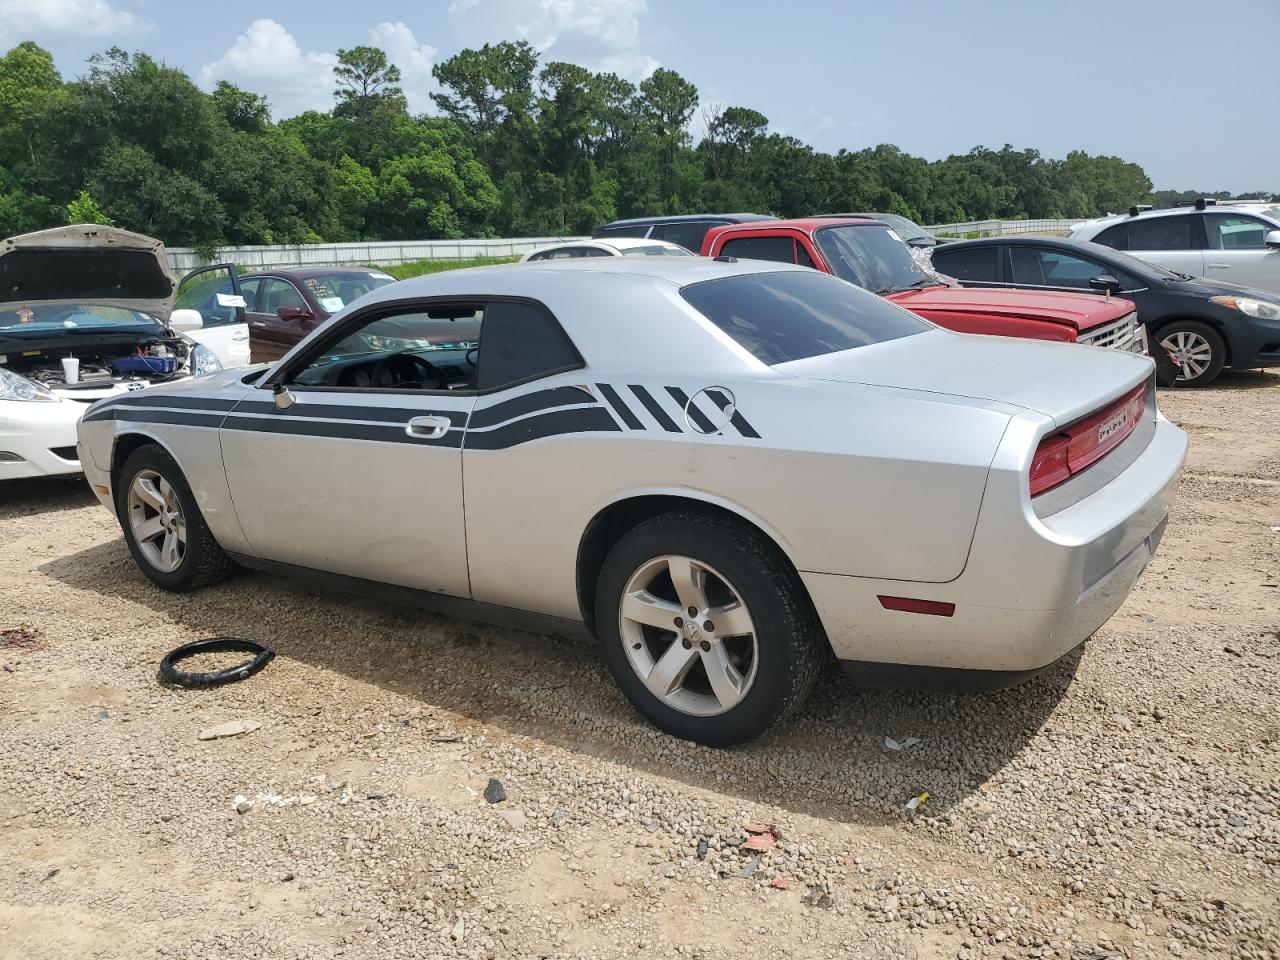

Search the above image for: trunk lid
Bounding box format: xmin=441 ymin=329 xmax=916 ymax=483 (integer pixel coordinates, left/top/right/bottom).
xmin=778 ymin=328 xmax=1154 ymax=427
xmin=887 ymin=285 xmax=1132 ymax=333
xmin=0 ymin=225 xmax=178 ymax=319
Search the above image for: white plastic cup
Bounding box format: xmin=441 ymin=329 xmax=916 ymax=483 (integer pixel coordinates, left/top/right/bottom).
xmin=61 ymin=357 xmax=80 ymax=384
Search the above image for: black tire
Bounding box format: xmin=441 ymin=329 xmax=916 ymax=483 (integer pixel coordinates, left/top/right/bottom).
xmin=115 ymin=443 xmax=236 ymax=592
xmin=1153 ymin=319 xmax=1226 ymax=387
xmin=595 ymin=510 xmax=825 ymax=746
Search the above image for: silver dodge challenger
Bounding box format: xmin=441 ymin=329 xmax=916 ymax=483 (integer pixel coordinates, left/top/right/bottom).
xmin=77 ymin=258 xmax=1187 ymax=745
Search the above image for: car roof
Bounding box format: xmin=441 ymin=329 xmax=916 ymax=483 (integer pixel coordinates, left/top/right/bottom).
xmin=1078 ymin=203 xmax=1280 ymax=232
xmin=599 ymin=213 xmax=775 ymax=227
xmin=530 ymin=238 xmax=690 ymax=254
xmin=243 ymin=266 xmax=391 ymax=280
xmin=709 ymin=217 xmax=881 ymax=234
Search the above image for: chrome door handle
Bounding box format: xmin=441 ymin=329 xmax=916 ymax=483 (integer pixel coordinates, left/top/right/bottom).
xmin=1207 ymin=263 xmax=1230 ymax=269
xmin=405 ymin=415 xmax=450 ymax=439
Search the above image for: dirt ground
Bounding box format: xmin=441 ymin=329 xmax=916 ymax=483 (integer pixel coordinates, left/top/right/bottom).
xmin=1 ymin=372 xmax=1277 ymax=960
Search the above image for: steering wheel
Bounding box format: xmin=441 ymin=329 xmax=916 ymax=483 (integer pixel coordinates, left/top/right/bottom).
xmin=465 ymin=347 xmax=479 ymax=368
xmin=370 ymin=353 xmax=445 ymax=390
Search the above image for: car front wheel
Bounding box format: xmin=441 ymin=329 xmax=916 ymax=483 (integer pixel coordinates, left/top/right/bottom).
xmin=116 ymin=443 xmax=236 ymax=592
xmin=1156 ymin=320 xmax=1225 ymax=387
xmin=595 ymin=510 xmax=824 ymax=746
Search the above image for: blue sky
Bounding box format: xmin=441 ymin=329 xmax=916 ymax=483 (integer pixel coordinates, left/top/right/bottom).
xmin=1 ymin=0 xmax=1276 ymax=191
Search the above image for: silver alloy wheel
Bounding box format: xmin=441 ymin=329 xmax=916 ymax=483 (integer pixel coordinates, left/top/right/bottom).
xmin=1160 ymin=330 xmax=1214 ymax=382
xmin=126 ymin=469 xmax=187 ymax=573
xmin=618 ymin=554 xmax=759 ymax=717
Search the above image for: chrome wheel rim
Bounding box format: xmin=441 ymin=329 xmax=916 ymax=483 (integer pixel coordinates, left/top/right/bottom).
xmin=127 ymin=469 xmax=186 ymax=573
xmin=1160 ymin=330 xmax=1213 ymax=382
xmin=619 ymin=555 xmax=759 ymax=717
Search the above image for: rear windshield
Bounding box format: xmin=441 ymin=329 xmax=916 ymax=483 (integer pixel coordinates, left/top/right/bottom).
xmin=680 ymin=270 xmax=929 ymax=365
xmin=620 ymin=244 xmax=693 ymax=257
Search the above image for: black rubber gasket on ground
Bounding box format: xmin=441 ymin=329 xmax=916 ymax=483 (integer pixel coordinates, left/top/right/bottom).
xmin=159 ymin=637 xmax=275 ymax=688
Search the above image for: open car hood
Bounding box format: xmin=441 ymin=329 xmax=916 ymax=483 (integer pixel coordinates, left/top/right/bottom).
xmin=887 ymin=286 xmax=1132 ymax=332
xmin=0 ymin=225 xmax=178 ymax=319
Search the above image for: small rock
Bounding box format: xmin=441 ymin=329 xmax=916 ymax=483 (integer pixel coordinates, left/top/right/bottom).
xmin=235 ymin=801 xmax=252 ymax=814
xmin=497 ymin=809 xmax=527 ymax=829
xmin=483 ymin=778 xmax=507 ymax=804
xmin=697 ymin=838 xmax=708 ymax=860
xmin=1226 ymin=815 xmax=1248 ymax=828
xmin=549 ymin=808 xmax=568 ymax=827
xmin=451 ymin=917 xmax=465 ymax=941
xmin=198 ymin=719 xmax=260 ymax=741
xmin=279 ymin=871 xmax=294 ymax=882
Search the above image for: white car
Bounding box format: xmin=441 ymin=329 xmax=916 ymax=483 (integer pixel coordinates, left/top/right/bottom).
xmin=521 ymin=237 xmax=694 ymax=261
xmin=1 ymin=225 xmax=246 ymax=480
xmin=78 ymin=258 xmax=1186 ymax=745
xmin=1072 ymin=200 xmax=1280 ymax=294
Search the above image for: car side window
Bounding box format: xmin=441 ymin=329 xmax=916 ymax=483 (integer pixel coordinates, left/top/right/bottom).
xmin=720 ymin=236 xmax=797 ymax=264
xmin=1012 ymin=249 xmax=1109 ymax=289
xmin=475 ymin=300 xmax=582 ymax=391
xmin=796 ymin=242 xmax=816 ymax=269
xmin=261 ymin=278 xmax=307 ymax=313
xmin=598 ymin=224 xmax=651 ymax=239
xmin=1203 ymin=214 xmax=1269 ymax=250
xmin=932 ymin=245 xmax=999 ymax=281
xmin=651 ymin=221 xmax=710 ymax=252
xmin=526 ymin=251 xmax=551 ymax=262
xmin=1127 ymin=216 xmax=1192 ymax=251
xmin=1091 ymin=223 xmax=1128 ymax=250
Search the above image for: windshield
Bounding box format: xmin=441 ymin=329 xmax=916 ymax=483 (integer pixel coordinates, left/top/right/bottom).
xmin=0 ymin=303 xmax=165 ymax=336
xmin=680 ymin=269 xmax=929 ymax=365
xmin=814 ymin=224 xmax=940 ymax=294
xmin=298 ymin=272 xmax=396 ymax=313
xmin=860 ymin=213 xmax=930 ymax=242
xmin=620 ymin=245 xmax=693 ymax=257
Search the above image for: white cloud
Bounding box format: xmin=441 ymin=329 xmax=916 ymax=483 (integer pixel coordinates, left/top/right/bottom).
xmin=368 ymin=21 xmax=438 ymax=114
xmin=0 ymin=0 xmax=149 ymax=41
xmin=450 ymin=0 xmax=657 ymax=81
xmin=200 ymin=19 xmax=338 ymax=118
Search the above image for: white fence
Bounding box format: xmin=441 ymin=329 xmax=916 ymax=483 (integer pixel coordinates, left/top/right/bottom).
xmin=165 ymin=236 xmax=590 ymax=272
xmin=924 ymin=218 xmax=1079 ymax=238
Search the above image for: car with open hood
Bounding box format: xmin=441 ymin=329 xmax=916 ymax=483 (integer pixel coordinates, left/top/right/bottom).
xmin=1 ymin=224 xmax=245 ymax=480
xmin=78 ymin=257 xmax=1185 ymax=746
xmin=701 ymin=218 xmax=1148 ymax=353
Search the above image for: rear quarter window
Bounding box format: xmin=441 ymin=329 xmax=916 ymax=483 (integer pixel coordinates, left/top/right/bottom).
xmin=932 ymin=245 xmax=999 ymax=281
xmin=680 ymin=270 xmax=930 ymax=366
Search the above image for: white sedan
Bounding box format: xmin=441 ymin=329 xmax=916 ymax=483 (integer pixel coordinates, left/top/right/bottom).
xmin=521 ymin=237 xmax=693 ymax=261
xmin=78 ymin=258 xmax=1185 ymax=745
xmin=1 ymin=225 xmax=245 ymax=480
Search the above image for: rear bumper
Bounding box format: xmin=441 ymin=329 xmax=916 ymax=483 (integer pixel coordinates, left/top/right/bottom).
xmin=805 ymin=415 xmax=1186 ymax=676
xmin=0 ymin=399 xmax=84 ymax=479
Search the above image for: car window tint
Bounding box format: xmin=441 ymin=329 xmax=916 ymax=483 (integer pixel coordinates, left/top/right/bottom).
xmin=290 ymin=306 xmax=483 ymax=391
xmin=597 ymin=224 xmax=651 ymax=239
xmin=796 ymin=242 xmax=816 ymax=269
xmin=261 ymin=278 xmax=307 ymax=312
xmin=619 ymin=244 xmax=693 ymax=257
xmin=238 ymin=277 xmax=262 ymax=313
xmin=537 ymin=246 xmax=611 ymax=259
xmin=1203 ymin=214 xmax=1269 ymax=250
xmin=1127 ymin=216 xmax=1192 ymax=251
xmin=932 ymin=245 xmax=999 ymax=281
xmin=720 ymin=236 xmax=796 ymax=264
xmin=476 ymin=300 xmax=582 ymax=391
xmin=1091 ymin=223 xmax=1127 ymax=250
xmin=650 ymin=221 xmax=708 ymax=251
xmin=681 ymin=270 xmax=929 ymax=366
xmin=1011 ymin=248 xmax=1107 ymax=289
xmin=526 ymin=251 xmax=550 ymax=261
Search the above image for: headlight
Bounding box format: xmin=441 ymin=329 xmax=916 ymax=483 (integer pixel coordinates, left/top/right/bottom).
xmin=1210 ymin=296 xmax=1280 ymax=320
xmin=191 ymin=344 xmax=223 ymax=376
xmin=0 ymin=366 xmax=57 ymax=402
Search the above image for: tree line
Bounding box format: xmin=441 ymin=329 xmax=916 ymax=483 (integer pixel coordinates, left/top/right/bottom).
xmin=0 ymin=39 xmax=1271 ymax=257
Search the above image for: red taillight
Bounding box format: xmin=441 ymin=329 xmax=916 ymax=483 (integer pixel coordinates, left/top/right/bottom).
xmin=1029 ymin=384 xmax=1147 ymax=497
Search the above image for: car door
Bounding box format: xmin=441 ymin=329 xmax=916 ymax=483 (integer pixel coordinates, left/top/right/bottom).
xmin=1125 ymin=214 xmax=1205 ymax=278
xmin=248 ymin=276 xmax=316 ymax=365
xmin=172 ymin=264 xmax=250 ymax=368
xmin=1201 ymin=213 xmax=1280 ymax=293
xmin=219 ymin=300 xmax=481 ymax=596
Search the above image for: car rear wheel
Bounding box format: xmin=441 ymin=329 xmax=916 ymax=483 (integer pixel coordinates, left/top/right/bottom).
xmin=116 ymin=444 xmax=236 ymax=592
xmin=595 ymin=510 xmax=824 ymax=746
xmin=1156 ymin=320 xmax=1225 ymax=387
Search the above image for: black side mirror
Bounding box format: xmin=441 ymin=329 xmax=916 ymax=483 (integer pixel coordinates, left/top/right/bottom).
xmin=1089 ymin=274 xmax=1121 ymax=294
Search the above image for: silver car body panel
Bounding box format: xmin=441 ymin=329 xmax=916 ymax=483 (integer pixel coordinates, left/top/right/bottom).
xmin=78 ymin=259 xmax=1187 ymax=674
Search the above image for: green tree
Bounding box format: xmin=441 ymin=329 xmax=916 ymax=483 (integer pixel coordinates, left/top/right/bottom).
xmin=66 ymin=189 xmax=113 ymax=225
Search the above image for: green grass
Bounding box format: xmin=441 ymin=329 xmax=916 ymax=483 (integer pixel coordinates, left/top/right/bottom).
xmin=372 ymin=256 xmax=518 ymax=280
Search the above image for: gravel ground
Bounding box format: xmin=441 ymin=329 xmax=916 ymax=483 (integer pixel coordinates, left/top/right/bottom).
xmin=1 ymin=373 xmax=1277 ymax=960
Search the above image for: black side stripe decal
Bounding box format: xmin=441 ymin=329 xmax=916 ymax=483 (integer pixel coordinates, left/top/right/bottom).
xmin=469 ymin=386 xmax=593 ymax=429
xmin=628 ymin=385 xmax=681 ymax=433
xmin=464 ymin=406 xmax=620 ymax=450
xmin=85 ymin=407 xmax=226 ymax=428
xmin=221 ymin=416 xmax=463 ymax=447
xmin=595 ymin=383 xmax=643 ymax=430
xmin=231 ymin=399 xmax=468 ymax=427
xmin=665 ymin=386 xmax=716 ymax=434
xmin=105 ymin=394 xmax=241 ymax=411
xmin=705 ymin=389 xmax=761 ymax=439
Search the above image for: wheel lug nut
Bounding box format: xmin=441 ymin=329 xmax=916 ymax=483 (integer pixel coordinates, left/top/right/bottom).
xmin=687 ymin=606 xmax=697 ymax=617
xmin=703 ymin=620 xmax=714 ymax=632
xmin=699 ymin=641 xmax=711 ymax=652
xmin=674 ymin=617 xmax=683 ymax=628
xmin=681 ymin=638 xmax=692 ymax=649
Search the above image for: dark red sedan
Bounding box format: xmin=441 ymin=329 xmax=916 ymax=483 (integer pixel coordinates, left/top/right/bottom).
xmin=240 ymin=267 xmax=396 ymax=364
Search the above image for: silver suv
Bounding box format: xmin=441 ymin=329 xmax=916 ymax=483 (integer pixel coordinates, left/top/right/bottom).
xmin=1072 ymin=200 xmax=1280 ymax=294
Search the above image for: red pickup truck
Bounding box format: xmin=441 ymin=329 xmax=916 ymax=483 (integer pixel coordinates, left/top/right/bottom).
xmin=701 ymin=218 xmax=1147 ymax=352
